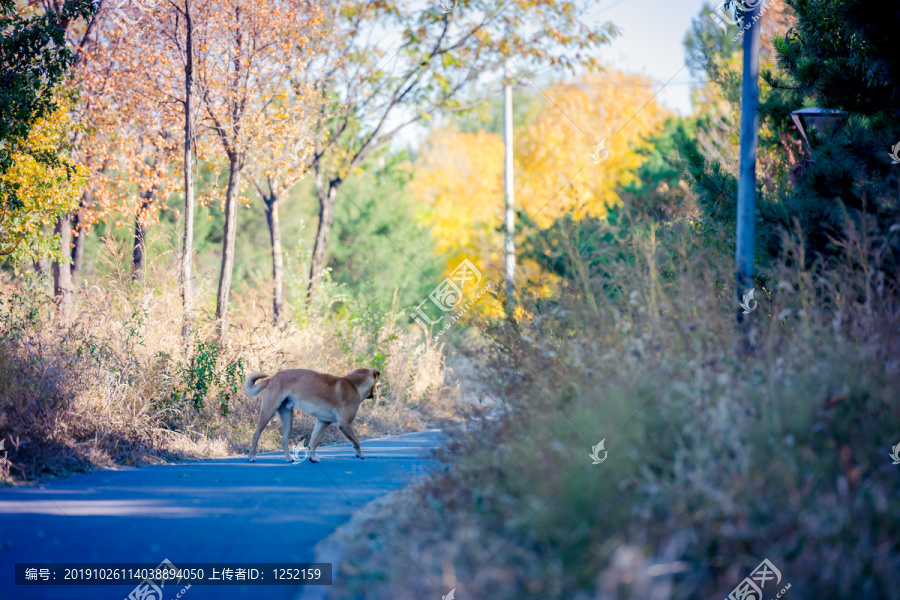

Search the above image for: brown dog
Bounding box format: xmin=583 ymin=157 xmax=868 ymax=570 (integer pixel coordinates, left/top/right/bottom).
xmin=245 ymin=368 xmax=379 ymax=463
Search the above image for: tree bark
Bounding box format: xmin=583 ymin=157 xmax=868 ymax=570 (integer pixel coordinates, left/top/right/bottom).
xmin=263 ymin=192 xmax=285 ymax=326
xmin=308 ymin=168 xmax=338 ymax=299
xmin=70 ymin=186 xmax=91 ymax=282
xmin=215 ymin=160 xmax=241 ymax=341
xmin=131 ymin=196 xmax=150 ymax=280
xmin=52 ymin=213 xmax=74 ymax=319
xmin=180 ymin=0 xmax=195 ymax=340
xmin=71 ymin=212 xmax=85 ymax=281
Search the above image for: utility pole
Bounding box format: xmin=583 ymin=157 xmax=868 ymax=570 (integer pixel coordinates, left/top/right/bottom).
xmin=503 ymin=59 xmax=516 ymax=308
xmin=180 ymin=0 xmax=195 ymax=339
xmin=735 ymin=0 xmax=761 ymax=326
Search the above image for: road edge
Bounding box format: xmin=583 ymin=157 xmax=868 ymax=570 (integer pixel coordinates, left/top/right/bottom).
xmin=297 ymin=487 xmax=405 ymax=600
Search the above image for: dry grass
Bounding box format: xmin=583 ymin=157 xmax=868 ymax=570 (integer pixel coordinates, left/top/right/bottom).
xmin=0 ymin=237 xmax=464 ymax=484
xmin=329 ymin=211 xmax=900 ymax=599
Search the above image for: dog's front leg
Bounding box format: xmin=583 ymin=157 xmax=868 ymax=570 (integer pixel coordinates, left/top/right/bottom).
xmin=339 ymin=422 xmax=364 ymax=459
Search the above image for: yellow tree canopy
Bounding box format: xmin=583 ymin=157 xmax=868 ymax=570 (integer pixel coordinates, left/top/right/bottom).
xmin=0 ymin=96 xmax=87 ymax=265
xmin=412 ymin=67 xmax=671 ymax=266
xmin=411 ymin=127 xmax=505 ymax=269
xmin=517 ymin=69 xmax=670 ymax=228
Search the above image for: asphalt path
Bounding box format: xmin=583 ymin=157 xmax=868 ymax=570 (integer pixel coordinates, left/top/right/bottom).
xmin=0 ymin=429 xmax=445 ymax=600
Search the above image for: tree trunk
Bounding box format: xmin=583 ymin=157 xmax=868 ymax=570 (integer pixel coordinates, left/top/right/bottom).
xmin=180 ymin=0 xmax=195 ymax=339
xmin=215 ymin=159 xmax=241 ymax=342
xmin=70 ymin=187 xmax=91 ymax=282
xmin=263 ymin=192 xmax=285 ymax=326
xmin=34 ymin=224 xmax=50 ymax=273
xmin=308 ymin=169 xmax=338 ymax=299
xmin=503 ymin=60 xmax=516 ymax=308
xmin=131 ymin=200 xmax=149 ymax=280
xmin=52 ymin=213 xmax=74 ymax=319
xmin=71 ymin=213 xmax=85 ymax=280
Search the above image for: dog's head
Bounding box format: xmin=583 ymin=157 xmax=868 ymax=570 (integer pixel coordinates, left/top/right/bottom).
xmin=347 ymin=368 xmax=381 ymax=400
xmin=366 ymin=368 xmax=381 ymax=399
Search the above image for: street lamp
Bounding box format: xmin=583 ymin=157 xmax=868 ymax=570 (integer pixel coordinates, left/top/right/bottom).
xmin=790 ymin=107 xmax=848 ymax=156
xmin=789 ymin=107 xmax=848 ymax=183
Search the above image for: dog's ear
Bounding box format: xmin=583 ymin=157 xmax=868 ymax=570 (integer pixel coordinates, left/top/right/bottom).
xmin=374 ymin=369 xmax=381 ymax=379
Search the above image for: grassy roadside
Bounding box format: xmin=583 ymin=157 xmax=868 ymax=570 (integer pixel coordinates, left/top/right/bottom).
xmin=0 ymin=244 xmax=468 ymax=485
xmin=329 ymin=216 xmax=900 ymax=599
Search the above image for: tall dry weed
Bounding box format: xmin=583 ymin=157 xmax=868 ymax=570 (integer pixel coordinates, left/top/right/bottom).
xmin=0 ymin=237 xmax=459 ymax=484
xmin=330 ymin=210 xmax=900 ymax=599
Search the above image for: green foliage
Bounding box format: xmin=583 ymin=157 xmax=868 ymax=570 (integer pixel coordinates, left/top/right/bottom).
xmin=618 ymin=117 xmax=698 ymax=220
xmin=680 ymin=0 xmax=900 ymax=268
xmin=177 ymin=340 xmax=246 ymax=416
xmin=684 ymin=2 xmax=742 ymax=97
xmin=335 ymin=276 xmax=397 ymax=381
xmin=328 ymin=151 xmax=445 ymax=308
xmin=0 ymin=0 xmax=95 ymax=222
xmin=768 ymin=0 xmax=900 ymax=124
xmin=756 ymin=0 xmax=900 ymax=261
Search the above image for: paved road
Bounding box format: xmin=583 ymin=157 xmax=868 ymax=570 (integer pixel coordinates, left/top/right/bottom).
xmin=0 ymin=430 xmax=445 ymax=600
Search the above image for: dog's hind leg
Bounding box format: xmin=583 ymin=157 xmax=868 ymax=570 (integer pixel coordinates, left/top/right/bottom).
xmin=307 ymin=418 xmax=330 ymax=463
xmin=249 ymin=392 xmax=279 ymax=462
xmin=277 ymin=403 xmax=294 ymax=463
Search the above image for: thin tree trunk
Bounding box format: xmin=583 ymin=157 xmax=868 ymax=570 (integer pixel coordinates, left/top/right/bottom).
xmin=131 ymin=197 xmax=150 ymax=280
xmin=180 ymin=0 xmax=195 ymax=340
xmin=71 ymin=213 xmax=85 ymax=280
xmin=70 ymin=186 xmax=91 ymax=281
xmin=503 ymin=60 xmax=516 ymax=308
xmin=52 ymin=213 xmax=74 ymax=319
xmin=215 ymin=160 xmax=241 ymax=341
xmin=308 ymin=169 xmax=338 ymax=299
xmin=263 ymin=193 xmax=285 ymax=326
xmin=33 ymin=224 xmax=50 ymax=273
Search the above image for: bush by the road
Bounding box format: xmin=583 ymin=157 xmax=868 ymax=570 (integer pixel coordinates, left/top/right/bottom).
xmin=331 ymin=211 xmax=900 ymax=599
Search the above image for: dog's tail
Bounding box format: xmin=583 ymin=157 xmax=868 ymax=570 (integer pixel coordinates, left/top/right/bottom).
xmin=245 ymin=372 xmax=272 ymax=398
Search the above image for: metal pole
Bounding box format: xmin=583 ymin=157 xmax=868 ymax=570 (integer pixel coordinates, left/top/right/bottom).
xmin=503 ymin=60 xmax=516 ymax=308
xmin=735 ymin=1 xmax=761 ymax=324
